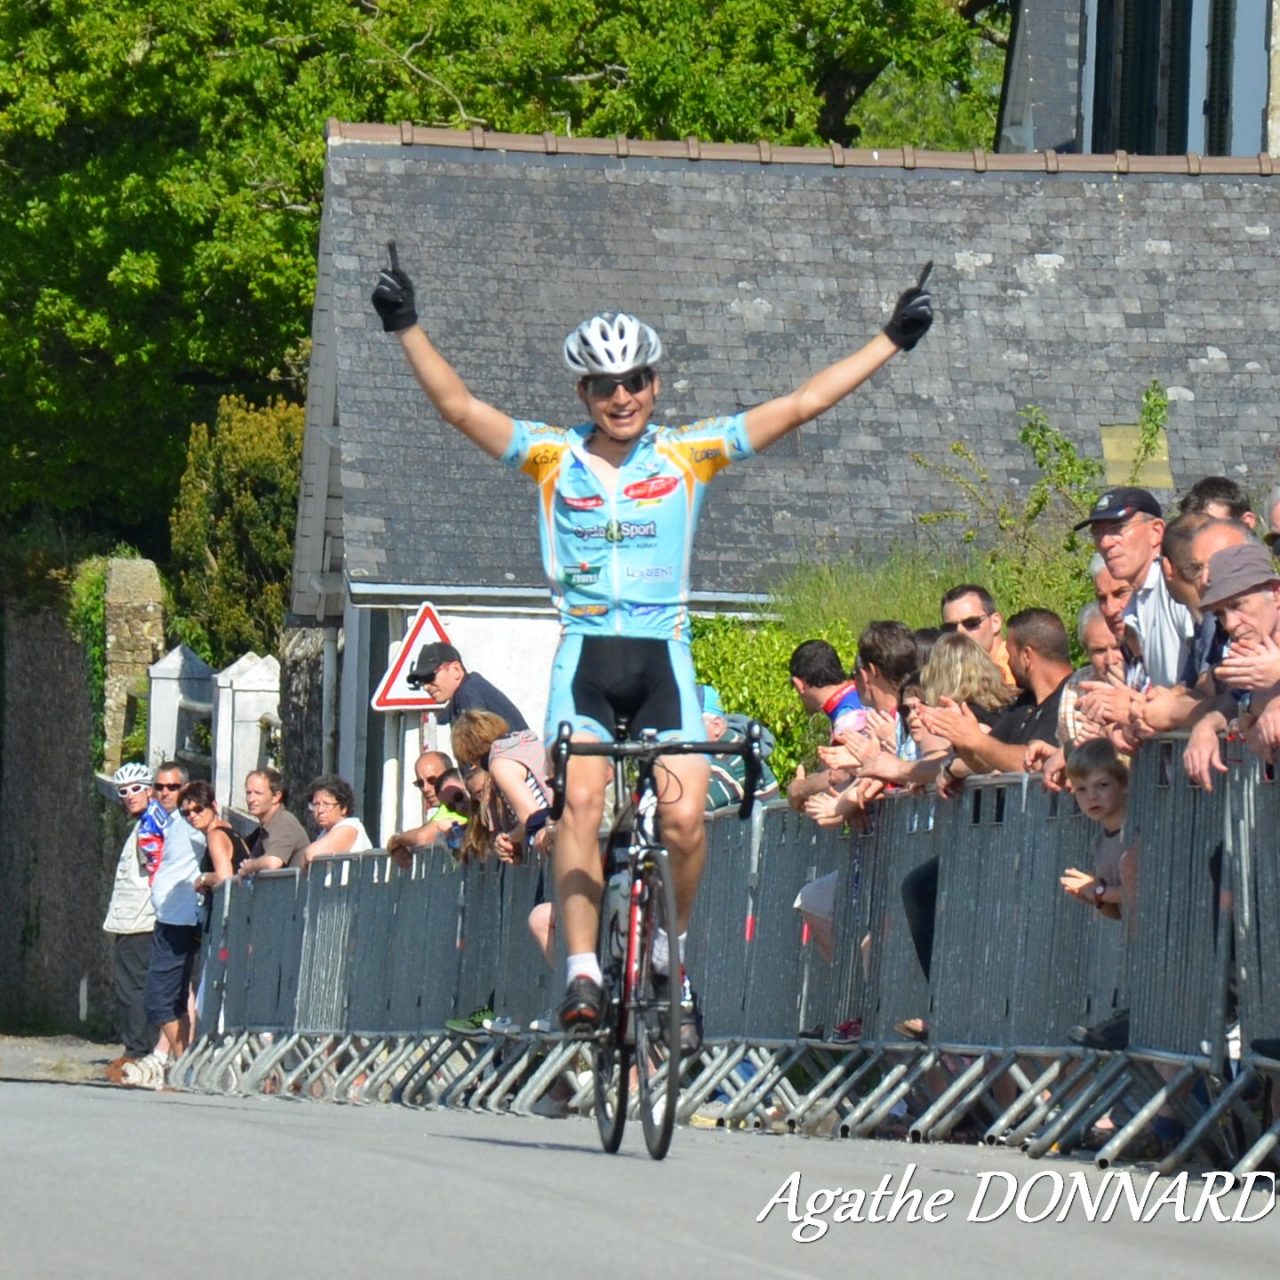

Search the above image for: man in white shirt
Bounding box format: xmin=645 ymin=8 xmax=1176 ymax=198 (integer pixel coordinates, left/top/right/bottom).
xmin=102 ymin=763 xmax=159 ymax=1081
xmin=1075 ymin=487 xmax=1196 ymax=689
xmin=141 ymin=761 xmax=206 ymax=1069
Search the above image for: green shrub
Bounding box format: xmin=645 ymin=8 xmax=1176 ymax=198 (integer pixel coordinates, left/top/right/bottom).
xmin=169 ymin=396 xmax=304 ymax=666
xmin=66 ymin=544 xmax=141 ymax=769
xmin=694 ymin=381 xmax=1170 ymax=785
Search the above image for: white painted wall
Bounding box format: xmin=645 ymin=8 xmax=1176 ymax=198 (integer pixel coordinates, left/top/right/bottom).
xmin=363 ymin=605 xmax=561 ymax=845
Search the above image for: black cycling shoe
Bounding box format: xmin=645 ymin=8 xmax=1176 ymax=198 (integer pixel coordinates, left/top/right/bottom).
xmin=558 ymin=975 xmax=605 ymax=1035
xmin=1068 ymin=1009 xmax=1130 ymax=1052
xmin=653 ymin=971 xmax=703 ymax=1056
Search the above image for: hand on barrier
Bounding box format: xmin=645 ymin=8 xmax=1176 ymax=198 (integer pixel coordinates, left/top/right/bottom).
xmin=386 ymin=831 xmax=415 ymax=871
xmin=1243 ymin=695 xmax=1280 ymax=760
xmin=883 ymin=260 xmax=934 ymax=351
xmin=804 ymin=790 xmax=848 ymax=829
xmin=1024 ymin=739 xmax=1066 ymax=791
xmin=372 ymin=240 xmax=419 ymax=333
xmin=1184 ymin=716 xmax=1229 ymax=789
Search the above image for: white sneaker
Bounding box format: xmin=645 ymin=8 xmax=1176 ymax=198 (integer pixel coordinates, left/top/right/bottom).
xmin=121 ymin=1054 xmax=168 ymax=1088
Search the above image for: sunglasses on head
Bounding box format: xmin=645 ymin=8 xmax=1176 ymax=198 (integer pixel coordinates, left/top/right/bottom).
xmin=942 ymin=613 xmax=989 ymax=634
xmin=180 ymin=804 xmax=206 ymax=818
xmin=116 ymin=783 xmax=148 ymax=798
xmin=582 ymin=368 xmax=653 ymax=398
xmin=154 ymin=782 xmax=183 ymax=792
xmin=413 ymin=774 xmax=444 ymax=791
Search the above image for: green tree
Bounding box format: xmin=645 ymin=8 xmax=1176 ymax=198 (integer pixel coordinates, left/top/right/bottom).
xmin=1 ymin=0 xmax=1007 ymax=556
xmin=169 ymin=395 xmax=304 ymax=666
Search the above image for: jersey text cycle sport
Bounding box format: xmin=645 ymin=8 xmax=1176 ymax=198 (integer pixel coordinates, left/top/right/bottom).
xmin=502 ymin=414 xmax=753 ymax=641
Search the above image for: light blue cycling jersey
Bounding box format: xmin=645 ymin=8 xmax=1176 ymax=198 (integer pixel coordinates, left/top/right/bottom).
xmin=501 ymin=414 xmax=754 ymax=641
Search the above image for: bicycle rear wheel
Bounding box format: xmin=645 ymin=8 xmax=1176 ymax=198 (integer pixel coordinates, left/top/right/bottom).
xmin=633 ymin=846 xmax=680 ymax=1160
xmin=594 ymin=919 xmax=630 ymax=1153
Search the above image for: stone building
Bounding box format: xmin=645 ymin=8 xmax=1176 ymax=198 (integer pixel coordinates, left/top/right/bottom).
xmin=291 ymin=121 xmax=1280 ymax=840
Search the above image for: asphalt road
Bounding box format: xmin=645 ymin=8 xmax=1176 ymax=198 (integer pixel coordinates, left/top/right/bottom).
xmin=1 ymin=1079 xmax=1276 ymax=1280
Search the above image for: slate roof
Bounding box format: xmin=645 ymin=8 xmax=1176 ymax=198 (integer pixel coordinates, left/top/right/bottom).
xmin=293 ymin=123 xmax=1280 ymax=622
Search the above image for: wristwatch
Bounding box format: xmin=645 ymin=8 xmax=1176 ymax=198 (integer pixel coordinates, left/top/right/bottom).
xmin=1093 ymin=877 xmax=1107 ymax=905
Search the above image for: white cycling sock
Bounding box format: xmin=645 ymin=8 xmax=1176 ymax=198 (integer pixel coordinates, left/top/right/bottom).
xmin=567 ymin=952 xmax=603 ymax=987
xmin=652 ymin=928 xmax=687 ymax=975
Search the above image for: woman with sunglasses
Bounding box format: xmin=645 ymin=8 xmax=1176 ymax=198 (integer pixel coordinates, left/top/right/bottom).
xmin=300 ymin=774 xmax=372 ymax=866
xmin=373 ymin=249 xmax=933 ymax=1035
xmin=178 ymin=780 xmax=252 ymax=897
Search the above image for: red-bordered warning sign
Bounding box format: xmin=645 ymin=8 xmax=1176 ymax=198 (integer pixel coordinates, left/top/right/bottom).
xmin=370 ymin=603 xmax=451 ymax=712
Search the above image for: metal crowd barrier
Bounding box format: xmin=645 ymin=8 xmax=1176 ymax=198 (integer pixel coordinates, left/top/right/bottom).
xmin=178 ymin=738 xmax=1280 ymax=1173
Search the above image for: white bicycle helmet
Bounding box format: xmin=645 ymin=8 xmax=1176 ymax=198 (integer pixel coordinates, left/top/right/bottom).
xmin=112 ymin=761 xmax=153 ymax=786
xmin=563 ymin=312 xmax=662 ymax=377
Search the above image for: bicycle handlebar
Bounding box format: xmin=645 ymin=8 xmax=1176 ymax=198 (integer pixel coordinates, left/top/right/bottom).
xmin=548 ymin=720 xmax=765 ymax=823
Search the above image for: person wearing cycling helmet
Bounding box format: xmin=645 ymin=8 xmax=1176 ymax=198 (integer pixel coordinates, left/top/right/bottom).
xmin=103 ymin=762 xmax=165 ymax=1081
xmin=373 ymin=249 xmax=933 ymax=1039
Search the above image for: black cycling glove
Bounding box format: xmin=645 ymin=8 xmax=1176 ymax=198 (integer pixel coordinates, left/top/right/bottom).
xmin=372 ymin=242 xmax=418 ymax=332
xmin=883 ymin=261 xmax=934 ymax=352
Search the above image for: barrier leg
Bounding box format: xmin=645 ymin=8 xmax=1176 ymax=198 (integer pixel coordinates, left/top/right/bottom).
xmin=846 ymin=1049 xmax=935 ymax=1137
xmin=784 ymin=1045 xmax=871 ymax=1133
xmin=1156 ymin=1067 xmax=1257 ymax=1174
xmin=1023 ymin=1054 xmax=1131 ymax=1157
xmin=1096 ymin=1061 xmax=1198 ymax=1168
xmin=910 ymin=1052 xmax=1002 ymax=1143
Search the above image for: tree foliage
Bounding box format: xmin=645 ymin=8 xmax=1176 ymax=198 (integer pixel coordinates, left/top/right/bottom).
xmin=169 ymin=395 xmax=304 ymax=666
xmin=1 ymin=0 xmax=1007 ymax=553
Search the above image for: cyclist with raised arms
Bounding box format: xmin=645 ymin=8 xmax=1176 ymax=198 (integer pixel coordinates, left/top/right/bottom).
xmin=372 ymin=249 xmax=933 ymax=1042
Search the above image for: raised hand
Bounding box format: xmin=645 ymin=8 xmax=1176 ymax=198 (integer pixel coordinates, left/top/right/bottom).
xmin=883 ymin=260 xmax=934 ymax=351
xmin=371 ymin=239 xmax=419 ymax=333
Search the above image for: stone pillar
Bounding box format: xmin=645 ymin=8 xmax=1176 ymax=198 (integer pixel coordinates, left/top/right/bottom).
xmin=102 ymin=559 xmax=165 ymax=772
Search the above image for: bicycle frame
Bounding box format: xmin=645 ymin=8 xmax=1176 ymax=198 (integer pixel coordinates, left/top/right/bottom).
xmin=549 ymin=720 xmax=764 ymax=1157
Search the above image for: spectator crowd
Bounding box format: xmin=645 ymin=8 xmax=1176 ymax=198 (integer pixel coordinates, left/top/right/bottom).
xmin=102 ymin=475 xmax=1280 ymax=1108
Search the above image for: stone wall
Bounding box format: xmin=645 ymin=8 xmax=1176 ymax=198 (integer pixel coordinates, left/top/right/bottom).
xmin=0 ymin=605 xmax=115 ymax=1032
xmin=0 ymin=558 xmax=166 ymax=1034
xmin=279 ymin=625 xmax=327 ymax=823
xmin=102 ymin=558 xmax=165 ymax=774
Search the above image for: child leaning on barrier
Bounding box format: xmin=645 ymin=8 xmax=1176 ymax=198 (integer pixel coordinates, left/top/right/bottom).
xmin=1059 ymin=739 xmax=1137 ymax=922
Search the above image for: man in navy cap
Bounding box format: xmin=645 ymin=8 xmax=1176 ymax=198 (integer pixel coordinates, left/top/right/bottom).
xmin=1074 ymin=486 xmax=1196 ymax=690
xmin=407 ymin=640 xmax=528 ymax=730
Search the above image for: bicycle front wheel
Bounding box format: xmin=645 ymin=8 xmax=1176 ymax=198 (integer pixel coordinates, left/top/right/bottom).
xmin=593 ymin=945 xmax=630 ymax=1153
xmin=633 ymin=846 xmax=680 ymax=1160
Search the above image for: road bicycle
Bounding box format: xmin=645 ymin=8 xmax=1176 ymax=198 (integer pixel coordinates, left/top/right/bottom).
xmin=549 ymin=720 xmax=763 ymax=1159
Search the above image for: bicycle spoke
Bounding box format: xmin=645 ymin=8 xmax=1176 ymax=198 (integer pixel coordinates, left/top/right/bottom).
xmin=634 ymin=847 xmax=680 ymax=1160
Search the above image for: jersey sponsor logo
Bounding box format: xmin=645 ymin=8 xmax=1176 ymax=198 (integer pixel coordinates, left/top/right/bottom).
xmin=622 ymin=475 xmax=679 ymax=502
xmin=625 ymin=602 xmax=667 ymax=618
xmin=568 ymin=603 xmax=610 ymax=618
xmin=563 ymin=564 xmax=601 ymax=587
xmin=692 ymin=446 xmax=723 ymax=463
xmin=529 ymin=446 xmax=562 ymax=466
xmin=562 ymin=493 xmax=604 ymax=511
xmin=625 ymin=564 xmax=674 ymax=581
xmin=572 ymin=519 xmax=658 ymax=543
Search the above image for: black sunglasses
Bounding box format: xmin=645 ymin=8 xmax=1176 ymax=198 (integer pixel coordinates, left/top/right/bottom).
xmin=413 ymin=774 xmax=444 ymax=791
xmin=582 ymin=368 xmax=653 ymax=398
xmin=154 ymin=782 xmax=183 ymax=792
xmin=941 ymin=613 xmax=989 ymax=634
xmin=180 ymin=804 xmax=206 ymax=817
xmin=406 ymin=667 xmax=438 ymax=690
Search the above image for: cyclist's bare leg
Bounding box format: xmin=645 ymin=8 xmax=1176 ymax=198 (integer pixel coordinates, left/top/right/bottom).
xmin=554 ymin=740 xmax=610 ymax=957
xmin=655 ymin=752 xmax=712 ymax=933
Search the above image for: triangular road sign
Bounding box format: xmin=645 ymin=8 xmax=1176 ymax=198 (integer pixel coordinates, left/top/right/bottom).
xmin=370 ymin=603 xmax=451 ymax=712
